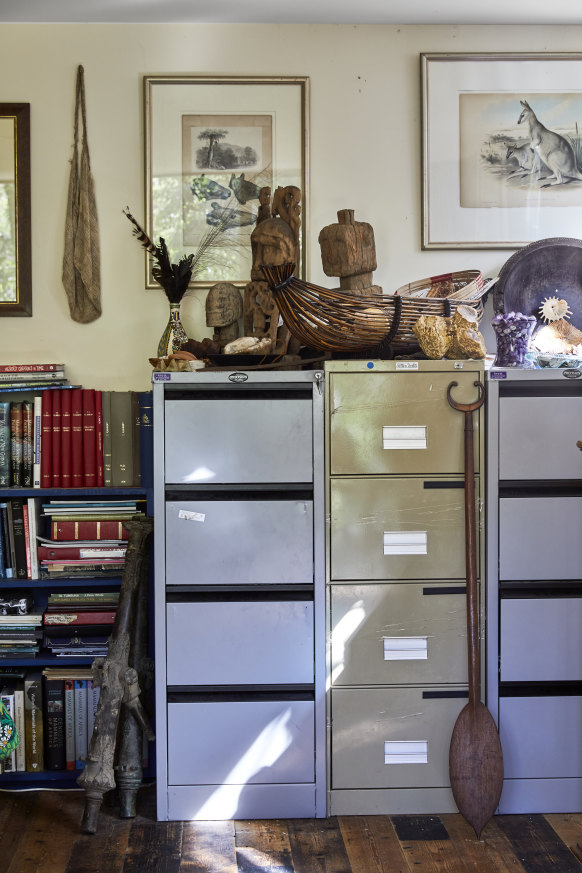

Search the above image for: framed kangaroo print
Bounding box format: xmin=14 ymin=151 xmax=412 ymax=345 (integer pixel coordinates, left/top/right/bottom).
xmin=422 ymin=53 xmax=582 ymax=249
xmin=143 ymin=75 xmax=309 ymax=289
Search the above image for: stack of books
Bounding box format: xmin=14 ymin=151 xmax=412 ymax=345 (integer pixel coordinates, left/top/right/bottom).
xmin=0 ymin=497 xmax=42 ymax=580
xmin=0 ymin=370 xmax=152 ymax=491
xmin=38 ymin=499 xmax=142 ymax=578
xmin=0 ymin=607 xmax=43 ymax=659
xmin=0 ymin=364 xmax=74 ymax=488
xmin=42 ymin=667 xmax=100 ymax=771
xmin=40 ymin=387 xmax=152 ymax=489
xmin=42 ymin=591 xmax=119 ymax=657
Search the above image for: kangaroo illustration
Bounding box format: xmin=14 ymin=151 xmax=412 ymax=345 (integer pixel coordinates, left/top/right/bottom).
xmin=517 ymin=99 xmax=582 ymax=186
xmin=504 ymin=142 xmax=535 ymax=179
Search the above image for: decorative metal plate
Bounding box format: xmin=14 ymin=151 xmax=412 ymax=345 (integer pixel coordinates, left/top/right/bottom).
xmin=493 ymin=237 xmax=582 ymax=331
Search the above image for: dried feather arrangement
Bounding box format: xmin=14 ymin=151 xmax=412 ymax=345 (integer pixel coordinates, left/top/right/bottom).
xmin=123 ymin=205 xmax=242 ymax=302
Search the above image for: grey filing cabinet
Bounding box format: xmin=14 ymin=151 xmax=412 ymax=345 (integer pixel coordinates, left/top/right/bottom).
xmin=325 ymin=359 xmax=486 ymax=814
xmin=153 ymin=370 xmax=326 ymax=821
xmin=486 ymin=367 xmax=582 ymax=813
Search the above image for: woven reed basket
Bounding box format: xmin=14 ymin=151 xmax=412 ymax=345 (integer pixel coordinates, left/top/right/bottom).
xmin=262 ymin=265 xmax=485 ymax=353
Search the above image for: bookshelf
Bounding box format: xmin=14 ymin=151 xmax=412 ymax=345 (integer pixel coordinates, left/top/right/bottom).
xmin=0 ymin=486 xmax=154 ymax=787
xmin=0 ymin=375 xmax=154 ymax=788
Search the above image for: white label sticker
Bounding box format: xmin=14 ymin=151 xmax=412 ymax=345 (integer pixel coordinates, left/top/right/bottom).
xmin=178 ymin=510 xmax=206 ymax=522
xmin=395 ymin=361 xmax=419 ymax=370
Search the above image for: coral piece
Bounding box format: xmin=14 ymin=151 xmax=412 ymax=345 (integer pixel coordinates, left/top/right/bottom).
xmin=412 ymin=315 xmax=450 ymax=359
xmin=412 ymin=306 xmax=486 ymax=360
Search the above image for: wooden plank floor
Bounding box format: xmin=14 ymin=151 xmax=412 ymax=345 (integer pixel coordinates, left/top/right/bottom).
xmin=2 ymin=786 xmax=582 ymax=873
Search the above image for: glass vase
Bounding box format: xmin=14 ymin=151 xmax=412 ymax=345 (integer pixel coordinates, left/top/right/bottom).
xmin=157 ymin=302 xmax=188 ymax=357
xmin=491 ymin=311 xmax=536 ymax=368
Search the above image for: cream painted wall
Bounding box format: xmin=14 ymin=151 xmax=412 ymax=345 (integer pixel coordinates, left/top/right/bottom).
xmin=1 ymin=22 xmax=581 ymax=388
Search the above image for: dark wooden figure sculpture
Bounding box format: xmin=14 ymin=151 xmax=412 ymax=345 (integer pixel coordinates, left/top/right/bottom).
xmin=244 ymin=185 xmax=303 ymax=356
xmin=447 ymin=382 xmax=503 ymax=838
xmin=78 ymin=516 xmax=155 ymax=834
xmin=115 ymin=543 xmax=154 ymax=818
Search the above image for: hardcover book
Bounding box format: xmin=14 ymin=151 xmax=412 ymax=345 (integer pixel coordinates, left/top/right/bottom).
xmin=50 ymin=389 xmax=62 ymax=488
xmin=9 ymin=402 xmax=23 ymax=487
xmin=74 ymin=679 xmax=88 ymax=769
xmin=102 ymin=391 xmax=112 ymax=487
xmin=32 ymin=394 xmax=42 ymax=488
xmin=64 ymin=677 xmax=75 ymax=770
xmin=0 ymin=401 xmax=10 ymax=487
xmin=60 ymin=389 xmax=72 ymax=489
xmin=49 ymin=520 xmax=131 ymax=541
xmin=0 ymin=370 xmax=65 ymax=382
xmin=10 ymin=499 xmax=29 ymax=580
xmin=0 ymin=688 xmax=17 ymax=771
xmin=137 ymin=391 xmax=153 ymax=490
xmin=40 ymin=391 xmax=53 ymax=489
xmin=13 ymin=681 xmax=25 ymax=771
xmin=43 ymin=610 xmax=117 ymax=626
xmin=0 ymin=364 xmax=64 ymax=373
xmin=24 ymin=671 xmax=44 ymax=772
xmin=95 ymin=389 xmax=104 ymax=487
xmin=42 ymin=672 xmax=66 ymax=770
xmin=110 ymin=391 xmax=133 ymax=487
xmin=82 ymin=389 xmax=97 ymax=488
xmin=70 ymin=388 xmax=83 ymax=489
xmin=22 ymin=400 xmax=33 ymax=488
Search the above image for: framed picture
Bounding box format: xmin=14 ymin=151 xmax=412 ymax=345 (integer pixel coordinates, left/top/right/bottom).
xmin=143 ymin=75 xmax=309 ymax=289
xmin=422 ymin=53 xmax=582 ymax=249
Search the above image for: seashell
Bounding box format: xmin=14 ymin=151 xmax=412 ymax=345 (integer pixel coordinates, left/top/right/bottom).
xmin=538 ymin=295 xmax=573 ymax=323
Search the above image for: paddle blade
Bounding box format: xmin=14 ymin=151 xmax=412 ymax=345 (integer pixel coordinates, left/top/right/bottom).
xmin=449 ymin=702 xmax=504 ymax=838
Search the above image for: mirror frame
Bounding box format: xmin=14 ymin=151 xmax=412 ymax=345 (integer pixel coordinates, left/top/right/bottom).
xmin=0 ymin=103 xmax=31 ymax=316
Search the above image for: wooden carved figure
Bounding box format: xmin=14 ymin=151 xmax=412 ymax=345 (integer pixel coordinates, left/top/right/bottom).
xmin=318 ymin=208 xmax=382 ymax=296
xmin=244 ymin=185 xmax=304 ymax=355
xmin=205 ymin=282 xmax=243 ymax=350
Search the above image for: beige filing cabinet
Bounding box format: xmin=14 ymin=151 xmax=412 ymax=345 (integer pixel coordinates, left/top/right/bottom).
xmin=325 ymin=359 xmax=485 ymax=815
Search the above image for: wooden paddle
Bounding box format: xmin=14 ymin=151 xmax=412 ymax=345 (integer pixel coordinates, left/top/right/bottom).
xmin=447 ymin=380 xmax=503 ymax=839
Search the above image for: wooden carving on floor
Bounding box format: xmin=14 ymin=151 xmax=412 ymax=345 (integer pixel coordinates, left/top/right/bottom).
xmin=77 ymin=516 xmax=155 ymax=834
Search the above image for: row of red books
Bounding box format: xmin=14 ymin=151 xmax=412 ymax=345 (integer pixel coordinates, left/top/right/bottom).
xmin=40 ymin=388 xmax=140 ymax=489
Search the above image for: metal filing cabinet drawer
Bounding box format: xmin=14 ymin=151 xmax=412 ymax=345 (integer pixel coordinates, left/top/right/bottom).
xmin=499 ymin=497 xmax=582 ymax=581
xmin=165 ymin=499 xmax=313 ymax=585
xmin=166 ymin=600 xmax=315 ymax=686
xmin=499 ymin=396 xmax=582 ymax=480
xmin=330 ymin=477 xmax=474 ymax=581
xmin=500 ymin=696 xmax=582 ymax=779
xmin=328 ymin=371 xmax=481 ymax=476
xmin=164 ymin=396 xmax=313 ymax=484
xmin=330 ymin=582 xmax=469 ymax=686
xmin=167 ymin=700 xmax=315 ymax=785
xmin=500 ymin=598 xmax=582 ymax=682
xmin=331 ymin=687 xmax=467 ymax=789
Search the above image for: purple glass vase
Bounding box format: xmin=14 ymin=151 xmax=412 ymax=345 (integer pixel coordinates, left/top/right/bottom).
xmin=491 ymin=311 xmax=536 ymax=368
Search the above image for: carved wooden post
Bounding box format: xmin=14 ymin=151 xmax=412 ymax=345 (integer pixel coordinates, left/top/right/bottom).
xmin=78 ymin=516 xmax=154 ymax=834
xmin=318 ymin=209 xmax=382 ymax=296
xmin=115 ymin=544 xmax=154 ymax=818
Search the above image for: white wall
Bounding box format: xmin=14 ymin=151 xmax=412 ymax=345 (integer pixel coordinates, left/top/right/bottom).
xmin=1 ymin=23 xmax=580 ymax=387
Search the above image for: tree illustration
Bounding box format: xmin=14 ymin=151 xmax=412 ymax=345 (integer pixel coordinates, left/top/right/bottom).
xmin=197 ymin=129 xmax=228 ymax=168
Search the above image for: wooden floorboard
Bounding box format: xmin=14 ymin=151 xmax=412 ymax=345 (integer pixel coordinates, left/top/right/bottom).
xmin=1 ymin=787 xmax=582 ymax=873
